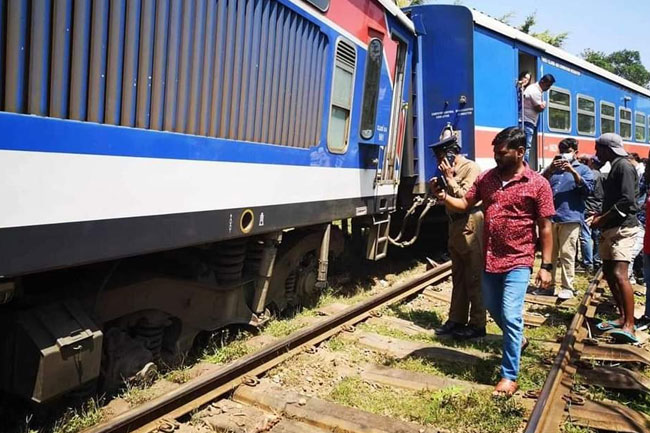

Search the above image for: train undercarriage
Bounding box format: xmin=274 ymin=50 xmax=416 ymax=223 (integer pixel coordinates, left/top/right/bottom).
xmin=0 ymin=225 xmax=345 ymax=404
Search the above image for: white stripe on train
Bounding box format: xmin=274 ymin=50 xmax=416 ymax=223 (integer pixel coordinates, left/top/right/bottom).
xmin=0 ymin=150 xmax=381 ymax=229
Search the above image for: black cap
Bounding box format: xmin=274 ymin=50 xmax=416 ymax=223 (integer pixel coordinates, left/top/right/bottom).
xmin=428 ymin=135 xmax=457 ymax=152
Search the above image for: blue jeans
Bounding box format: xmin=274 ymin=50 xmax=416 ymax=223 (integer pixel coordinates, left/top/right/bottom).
xmin=580 ymin=216 xmax=593 ymax=267
xmin=523 ymin=122 xmax=535 ymax=163
xmin=580 ymin=215 xmax=601 ymax=267
xmin=643 ymin=255 xmax=650 ymax=317
xmin=482 ymin=267 xmax=531 ymax=381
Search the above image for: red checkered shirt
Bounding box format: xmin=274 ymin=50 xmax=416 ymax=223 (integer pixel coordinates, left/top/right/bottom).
xmin=465 ymin=165 xmax=555 ymax=273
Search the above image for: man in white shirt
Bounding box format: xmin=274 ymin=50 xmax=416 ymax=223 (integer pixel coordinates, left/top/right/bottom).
xmin=523 ymin=74 xmax=556 ymax=162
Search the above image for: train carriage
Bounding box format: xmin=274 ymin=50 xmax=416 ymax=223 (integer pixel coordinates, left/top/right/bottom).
xmin=0 ymin=0 xmax=414 ymax=403
xmin=404 ymin=4 xmax=650 ymax=191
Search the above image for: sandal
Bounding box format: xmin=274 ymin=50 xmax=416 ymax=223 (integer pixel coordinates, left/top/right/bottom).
xmin=609 ymin=329 xmax=639 ymax=344
xmin=596 ymin=320 xmax=621 ymax=331
xmin=596 ymin=320 xmax=637 ymax=332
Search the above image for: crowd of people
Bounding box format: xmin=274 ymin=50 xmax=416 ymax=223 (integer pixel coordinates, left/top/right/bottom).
xmin=428 ymin=119 xmax=650 ymax=397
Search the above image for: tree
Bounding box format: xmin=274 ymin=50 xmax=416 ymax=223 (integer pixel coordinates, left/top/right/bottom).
xmin=517 ymin=12 xmax=568 ymax=48
xmin=582 ymin=49 xmax=650 ymax=88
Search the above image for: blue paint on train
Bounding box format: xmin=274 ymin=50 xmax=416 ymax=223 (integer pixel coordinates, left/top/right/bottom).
xmin=473 ymin=28 xmax=518 ymax=127
xmin=407 ymin=3 xmax=650 ymax=186
xmin=405 ymin=5 xmax=476 ymax=184
xmin=0 ymin=112 xmax=367 ymax=168
xmin=0 ymin=1 xmax=406 ymax=171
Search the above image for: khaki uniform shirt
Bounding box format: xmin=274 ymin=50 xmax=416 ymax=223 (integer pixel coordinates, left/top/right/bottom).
xmin=446 ymin=157 xmax=483 ymax=253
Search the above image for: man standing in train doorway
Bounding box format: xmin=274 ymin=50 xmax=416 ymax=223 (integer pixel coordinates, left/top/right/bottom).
xmin=590 ymin=133 xmax=640 ymax=343
xmin=522 ymin=74 xmax=555 ymax=162
xmin=433 ymin=127 xmax=554 ymax=396
xmin=430 ymin=134 xmax=486 ymax=340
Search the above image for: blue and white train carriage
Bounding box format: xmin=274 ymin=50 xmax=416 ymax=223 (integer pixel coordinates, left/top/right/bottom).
xmin=0 ymin=0 xmax=414 ymax=403
xmin=403 ymin=4 xmax=650 ymax=192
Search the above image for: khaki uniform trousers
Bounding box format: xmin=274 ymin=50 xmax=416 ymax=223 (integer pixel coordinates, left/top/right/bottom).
xmin=551 ymin=222 xmax=581 ymax=291
xmin=448 ymin=209 xmax=486 ymax=328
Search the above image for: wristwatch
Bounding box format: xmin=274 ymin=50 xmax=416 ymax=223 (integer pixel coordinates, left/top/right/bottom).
xmin=540 ymin=263 xmax=553 ymax=272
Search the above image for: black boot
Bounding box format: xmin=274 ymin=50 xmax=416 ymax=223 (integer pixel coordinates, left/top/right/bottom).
xmin=434 ymin=320 xmax=462 ymax=336
xmin=452 ymin=325 xmax=486 ymax=340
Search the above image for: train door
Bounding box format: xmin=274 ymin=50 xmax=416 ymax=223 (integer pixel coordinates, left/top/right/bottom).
xmin=366 ymin=37 xmax=408 ymax=261
xmin=381 ymin=38 xmax=408 ymax=183
xmin=518 ymin=52 xmax=538 ymax=169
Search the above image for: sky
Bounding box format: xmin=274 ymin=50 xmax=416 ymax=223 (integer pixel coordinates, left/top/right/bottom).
xmin=427 ymin=0 xmax=650 ymax=70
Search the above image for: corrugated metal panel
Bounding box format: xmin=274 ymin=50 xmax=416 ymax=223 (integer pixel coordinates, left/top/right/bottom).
xmin=50 ymin=0 xmax=72 ymax=119
xmin=121 ymin=0 xmax=141 ymax=127
xmin=69 ymin=0 xmax=91 ymax=120
xmin=87 ymin=0 xmax=108 ymax=123
xmin=105 ymin=0 xmax=125 ymax=125
xmin=0 ymin=0 xmax=328 ymax=148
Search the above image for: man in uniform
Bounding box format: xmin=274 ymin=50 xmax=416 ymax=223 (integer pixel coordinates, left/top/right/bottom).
xmin=431 ymin=136 xmax=486 ymax=340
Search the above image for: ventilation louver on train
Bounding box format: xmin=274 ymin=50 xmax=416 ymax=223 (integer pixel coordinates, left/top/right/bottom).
xmin=1 ymin=0 xmax=328 ymax=149
xmin=335 ymin=40 xmax=356 ymax=71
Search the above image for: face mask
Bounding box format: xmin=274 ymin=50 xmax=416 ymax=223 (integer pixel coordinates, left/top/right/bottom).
xmin=561 ymin=152 xmax=574 ymax=162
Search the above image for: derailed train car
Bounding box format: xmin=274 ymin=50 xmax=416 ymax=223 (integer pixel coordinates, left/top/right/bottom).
xmin=0 ymin=0 xmax=414 ymax=402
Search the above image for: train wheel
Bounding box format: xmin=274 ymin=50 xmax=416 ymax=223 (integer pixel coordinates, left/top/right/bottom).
xmin=284 ymin=251 xmax=320 ymax=310
xmin=266 ymin=227 xmax=343 ymax=313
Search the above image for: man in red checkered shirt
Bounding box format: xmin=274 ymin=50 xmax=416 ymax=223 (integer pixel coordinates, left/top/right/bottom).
xmin=433 ymin=127 xmax=555 ymax=396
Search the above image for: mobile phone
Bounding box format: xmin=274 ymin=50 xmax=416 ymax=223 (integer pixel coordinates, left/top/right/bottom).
xmin=435 ymin=176 xmax=448 ymax=189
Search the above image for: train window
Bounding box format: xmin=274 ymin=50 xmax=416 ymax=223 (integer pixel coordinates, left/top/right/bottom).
xmin=576 ymin=95 xmax=595 ymax=136
xmin=636 ymin=112 xmax=646 ymax=142
xmin=360 ymin=38 xmax=383 ymax=140
xmin=600 ymin=101 xmax=615 ymax=134
xmin=548 ymin=88 xmax=571 ymax=132
xmin=619 ymin=107 xmax=632 ymax=139
xmin=328 ymin=39 xmax=357 ymax=154
xmin=302 ymin=0 xmax=329 ymax=12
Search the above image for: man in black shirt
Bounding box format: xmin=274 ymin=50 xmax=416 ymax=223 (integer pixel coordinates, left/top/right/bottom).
xmin=590 ymin=133 xmax=640 ymax=343
xmin=578 ymin=154 xmax=605 ymax=274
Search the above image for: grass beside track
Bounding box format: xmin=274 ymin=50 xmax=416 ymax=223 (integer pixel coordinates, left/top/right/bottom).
xmin=330 ymin=377 xmax=525 ymax=433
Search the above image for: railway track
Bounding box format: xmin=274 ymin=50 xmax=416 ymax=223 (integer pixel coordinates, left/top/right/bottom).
xmin=81 ymin=262 xmax=650 ymax=433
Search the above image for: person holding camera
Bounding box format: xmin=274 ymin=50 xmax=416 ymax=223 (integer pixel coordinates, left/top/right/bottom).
xmin=541 ymin=138 xmax=594 ymax=299
xmin=431 ymin=137 xmax=486 ymax=340
xmin=432 ymin=127 xmax=554 ymax=396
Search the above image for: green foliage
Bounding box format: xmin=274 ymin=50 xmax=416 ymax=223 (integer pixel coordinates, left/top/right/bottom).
xmin=517 ymin=12 xmax=568 ymax=48
xmin=201 ymin=337 xmax=251 ymax=364
xmin=330 ymin=377 xmax=525 ymax=433
xmin=52 ymin=399 xmax=105 ymax=433
xmin=518 ymin=13 xmax=536 ymax=34
xmin=582 ymin=49 xmax=650 ymax=87
xmin=164 ymin=366 xmax=193 ymax=384
xmin=495 ymin=12 xmax=515 ymax=25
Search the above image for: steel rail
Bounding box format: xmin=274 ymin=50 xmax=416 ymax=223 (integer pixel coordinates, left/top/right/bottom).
xmin=83 ymin=261 xmax=452 ymax=433
xmin=524 ymin=269 xmax=603 ymax=433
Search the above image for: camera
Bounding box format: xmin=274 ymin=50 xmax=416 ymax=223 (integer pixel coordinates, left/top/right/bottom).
xmin=433 ymin=175 xmax=448 ymax=189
